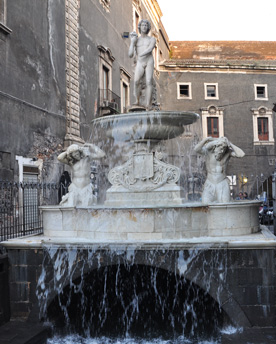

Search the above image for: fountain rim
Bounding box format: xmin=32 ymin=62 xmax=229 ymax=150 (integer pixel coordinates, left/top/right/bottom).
xmin=92 ymin=110 xmax=200 ymax=125
xmin=91 ymin=110 xmax=200 ymax=142
xmin=40 ymin=199 xmax=262 ymax=211
xmin=1 ymin=227 xmax=275 ymax=250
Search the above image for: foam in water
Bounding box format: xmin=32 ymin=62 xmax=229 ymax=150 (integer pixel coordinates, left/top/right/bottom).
xmin=47 ymin=334 xmax=219 ymax=343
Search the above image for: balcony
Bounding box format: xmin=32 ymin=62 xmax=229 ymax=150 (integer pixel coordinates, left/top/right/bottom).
xmin=98 ymin=89 xmax=120 ymax=116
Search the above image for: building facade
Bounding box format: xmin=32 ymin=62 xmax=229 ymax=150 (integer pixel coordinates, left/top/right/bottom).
xmin=0 ymin=0 xmax=169 ymax=184
xmin=1 ymin=2 xmax=275 ymax=201
xmin=159 ymin=41 xmax=276 ymax=199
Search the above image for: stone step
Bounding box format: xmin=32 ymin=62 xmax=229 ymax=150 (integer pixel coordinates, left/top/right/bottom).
xmin=0 ymin=321 xmax=50 ymax=344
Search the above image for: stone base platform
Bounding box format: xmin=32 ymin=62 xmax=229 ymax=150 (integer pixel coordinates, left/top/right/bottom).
xmin=40 ymin=201 xmax=261 ymax=241
xmin=105 ymin=184 xmax=183 ymax=206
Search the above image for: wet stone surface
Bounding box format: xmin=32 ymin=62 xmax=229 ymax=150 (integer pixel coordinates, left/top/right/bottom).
xmin=221 ymin=327 xmax=276 ymax=343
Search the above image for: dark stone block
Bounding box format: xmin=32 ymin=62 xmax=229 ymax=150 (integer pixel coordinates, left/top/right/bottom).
xmin=231 ymin=286 xmax=275 ymax=306
xmin=0 ymin=321 xmax=51 ymax=344
xmin=242 ymin=305 xmax=276 ymax=327
xmin=227 ymin=249 xmax=274 ymax=269
xmin=227 ymin=267 xmax=273 ymax=287
xmin=238 ymin=268 xmax=266 ymax=286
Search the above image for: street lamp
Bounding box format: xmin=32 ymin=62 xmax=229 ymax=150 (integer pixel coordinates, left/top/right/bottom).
xmin=240 ymin=174 xmax=248 ymax=193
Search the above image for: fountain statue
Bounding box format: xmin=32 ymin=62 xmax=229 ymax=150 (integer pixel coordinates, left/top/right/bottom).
xmin=194 ymin=136 xmax=245 ymax=203
xmin=41 ymin=19 xmax=260 ymax=240
xmin=128 ymin=19 xmax=156 ymax=109
xmin=57 ymin=143 xmax=105 ymax=207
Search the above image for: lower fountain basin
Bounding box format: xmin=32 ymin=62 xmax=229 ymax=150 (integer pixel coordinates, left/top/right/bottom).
xmin=92 ymin=111 xmax=200 ymax=142
xmin=41 ymin=201 xmax=261 ymax=241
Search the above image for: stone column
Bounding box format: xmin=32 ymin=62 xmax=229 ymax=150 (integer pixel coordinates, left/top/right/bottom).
xmin=64 ymin=0 xmax=84 ymax=147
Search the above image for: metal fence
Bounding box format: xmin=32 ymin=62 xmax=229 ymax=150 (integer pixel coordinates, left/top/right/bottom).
xmin=1 ymin=172 xmax=273 ymax=241
xmin=0 ymin=181 xmax=61 ymax=242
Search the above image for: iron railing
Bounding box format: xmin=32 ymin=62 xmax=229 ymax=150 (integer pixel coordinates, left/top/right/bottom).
xmin=0 ymin=181 xmax=62 ymax=242
xmin=98 ymin=88 xmax=121 ymax=115
xmin=0 ymin=171 xmax=272 ymax=242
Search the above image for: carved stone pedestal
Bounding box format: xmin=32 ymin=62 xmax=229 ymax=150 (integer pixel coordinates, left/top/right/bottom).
xmin=105 ymin=184 xmax=183 ymax=206
xmin=105 ymin=149 xmax=183 ymax=206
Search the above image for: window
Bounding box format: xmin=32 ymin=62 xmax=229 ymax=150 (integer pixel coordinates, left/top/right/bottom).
xmin=204 ymin=83 xmax=219 ymax=100
xmin=120 ymin=67 xmax=131 ymax=113
xmin=251 ymin=106 xmax=274 ymax=145
xmin=254 ymin=84 xmax=268 ymax=100
xmin=132 ymin=0 xmax=141 ymax=32
xmin=201 ymin=105 xmax=224 ymax=139
xmin=135 ymin=11 xmax=140 ymax=32
xmin=122 ymin=83 xmax=128 ymax=108
xmin=98 ymin=45 xmax=114 ymax=91
xmin=177 ymin=82 xmax=192 ymax=99
xmin=98 ymin=45 xmax=114 ymax=107
xmin=258 ymin=117 xmax=268 ymax=141
xmin=207 ymin=117 xmax=219 ymax=137
xmin=102 ymin=66 xmax=110 ymax=99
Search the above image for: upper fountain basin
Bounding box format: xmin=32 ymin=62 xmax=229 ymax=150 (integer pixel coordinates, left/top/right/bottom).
xmin=92 ymin=111 xmax=199 ymax=142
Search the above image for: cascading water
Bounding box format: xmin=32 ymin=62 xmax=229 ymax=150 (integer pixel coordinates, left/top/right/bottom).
xmin=36 ymin=244 xmax=239 ymax=343
xmin=93 ymin=111 xmax=199 ymax=206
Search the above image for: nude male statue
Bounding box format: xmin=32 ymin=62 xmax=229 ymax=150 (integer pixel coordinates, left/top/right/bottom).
xmin=194 ymin=137 xmax=245 ymax=203
xmin=58 ymin=143 xmax=105 ymax=207
xmin=128 ymin=19 xmax=156 ymax=109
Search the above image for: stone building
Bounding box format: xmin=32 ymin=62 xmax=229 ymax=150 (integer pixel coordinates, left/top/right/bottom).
xmin=0 ymin=0 xmax=169 ymax=183
xmin=159 ymin=41 xmax=276 ymax=199
xmin=1 ymin=0 xmax=276 ymax=201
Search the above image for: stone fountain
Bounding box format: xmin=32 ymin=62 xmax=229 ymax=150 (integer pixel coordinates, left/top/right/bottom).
xmin=2 ymin=19 xmax=275 ymax=343
xmin=94 ymin=111 xmax=199 ymax=206
xmin=40 ymin=19 xmax=261 ymax=241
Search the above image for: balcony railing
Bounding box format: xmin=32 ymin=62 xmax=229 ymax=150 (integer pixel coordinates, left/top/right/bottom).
xmin=98 ymin=88 xmax=120 ymax=116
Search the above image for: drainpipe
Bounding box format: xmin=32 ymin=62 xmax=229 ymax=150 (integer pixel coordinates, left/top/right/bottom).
xmin=272 ymin=165 xmax=276 ymax=235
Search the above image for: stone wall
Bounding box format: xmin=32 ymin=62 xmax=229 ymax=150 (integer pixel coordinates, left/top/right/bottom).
xmin=0 ymin=0 xmax=170 ymax=182
xmin=7 ymin=249 xmax=43 ymax=320
xmin=0 ymin=0 xmax=67 ymax=182
xmin=5 ymin=246 xmax=275 ymax=328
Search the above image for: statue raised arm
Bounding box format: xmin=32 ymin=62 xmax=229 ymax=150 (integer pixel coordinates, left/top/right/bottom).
xmin=57 ymin=143 xmax=105 ymax=207
xmin=195 ymin=137 xmax=245 ymax=203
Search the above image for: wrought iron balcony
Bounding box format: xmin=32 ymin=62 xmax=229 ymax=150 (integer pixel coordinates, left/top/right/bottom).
xmin=98 ymin=89 xmax=120 ymax=115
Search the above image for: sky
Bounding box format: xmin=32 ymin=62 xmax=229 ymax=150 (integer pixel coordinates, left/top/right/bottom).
xmin=157 ymin=0 xmax=276 ymax=41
